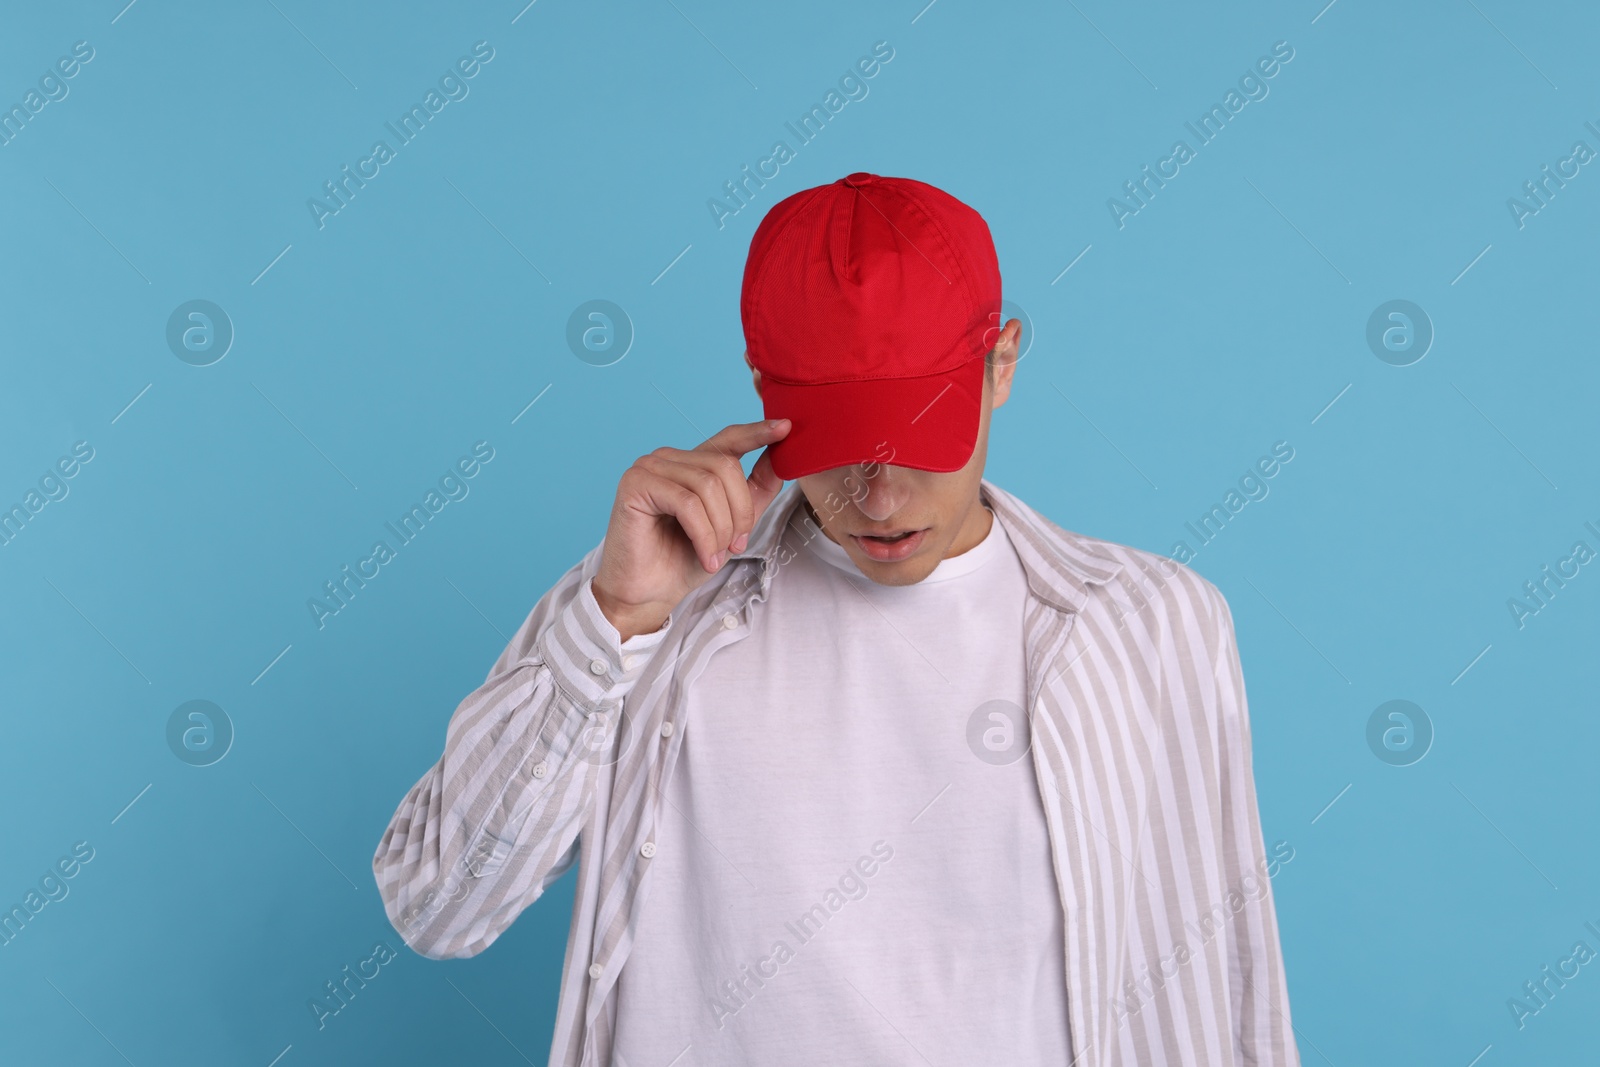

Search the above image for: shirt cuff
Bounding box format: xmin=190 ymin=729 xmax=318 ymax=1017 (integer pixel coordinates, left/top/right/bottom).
xmin=537 ymin=577 xmax=672 ymax=712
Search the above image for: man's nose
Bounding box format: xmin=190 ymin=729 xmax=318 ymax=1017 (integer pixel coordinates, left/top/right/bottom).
xmin=850 ymin=463 xmax=909 ymax=521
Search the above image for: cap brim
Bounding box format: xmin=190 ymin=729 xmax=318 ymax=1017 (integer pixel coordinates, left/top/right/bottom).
xmin=760 ymin=355 xmax=985 ymax=480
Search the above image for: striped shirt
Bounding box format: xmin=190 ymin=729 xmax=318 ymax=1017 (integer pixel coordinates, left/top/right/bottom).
xmin=373 ymin=477 xmax=1300 ymax=1066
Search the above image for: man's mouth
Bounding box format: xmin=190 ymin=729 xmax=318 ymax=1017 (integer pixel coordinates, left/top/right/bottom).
xmin=850 ymin=528 xmax=927 ymax=562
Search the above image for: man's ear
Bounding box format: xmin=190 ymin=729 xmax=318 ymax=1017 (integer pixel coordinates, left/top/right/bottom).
xmin=989 ymin=319 xmax=1021 ymax=409
xmin=746 ymin=351 xmax=764 ymax=399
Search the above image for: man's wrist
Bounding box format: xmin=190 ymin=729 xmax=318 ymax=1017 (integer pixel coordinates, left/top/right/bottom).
xmin=589 ymin=579 xmax=671 ymax=644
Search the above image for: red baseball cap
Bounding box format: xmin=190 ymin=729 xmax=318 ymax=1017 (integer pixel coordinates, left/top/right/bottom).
xmin=740 ymin=172 xmax=1002 ymax=481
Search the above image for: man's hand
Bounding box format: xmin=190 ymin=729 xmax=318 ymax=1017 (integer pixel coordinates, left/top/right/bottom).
xmin=591 ymin=418 xmax=790 ymax=642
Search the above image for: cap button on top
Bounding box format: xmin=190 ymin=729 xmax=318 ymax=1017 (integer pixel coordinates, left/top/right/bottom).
xmin=843 ymin=171 xmax=875 ymax=185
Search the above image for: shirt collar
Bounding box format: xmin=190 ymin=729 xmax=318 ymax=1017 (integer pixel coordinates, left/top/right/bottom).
xmin=727 ymin=478 xmax=1125 ymax=614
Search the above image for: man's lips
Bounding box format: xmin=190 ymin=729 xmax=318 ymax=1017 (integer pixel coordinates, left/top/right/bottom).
xmin=850 ymin=528 xmax=928 ymax=562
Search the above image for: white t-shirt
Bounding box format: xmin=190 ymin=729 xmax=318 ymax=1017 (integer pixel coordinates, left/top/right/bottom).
xmin=613 ymin=500 xmax=1071 ymax=1066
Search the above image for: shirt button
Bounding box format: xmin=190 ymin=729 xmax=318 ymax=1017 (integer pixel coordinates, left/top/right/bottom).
xmin=622 ymin=655 xmax=638 ymax=671
xmin=721 ymin=613 xmax=737 ymax=629
xmin=588 ymin=963 xmax=603 ymax=980
xmin=640 ymin=841 xmax=656 ymax=858
xmin=530 ymin=760 xmax=548 ymax=779
xmin=588 ymin=658 xmax=608 ymax=676
xmin=660 ymin=721 xmax=675 ymax=738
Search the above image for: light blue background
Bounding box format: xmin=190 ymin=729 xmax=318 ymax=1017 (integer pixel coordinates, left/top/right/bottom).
xmin=2 ymin=0 xmax=1596 ymax=1064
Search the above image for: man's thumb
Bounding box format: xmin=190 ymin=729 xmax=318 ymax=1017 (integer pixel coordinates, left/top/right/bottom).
xmin=747 ymin=448 xmax=784 ymax=520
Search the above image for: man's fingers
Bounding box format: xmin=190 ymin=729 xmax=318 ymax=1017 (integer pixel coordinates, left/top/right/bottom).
xmin=643 ymin=478 xmax=724 ymax=573
xmin=625 ymin=419 xmax=790 ymax=570
xmin=652 ymin=450 xmax=752 ymax=550
xmin=640 ymin=455 xmax=736 ymax=557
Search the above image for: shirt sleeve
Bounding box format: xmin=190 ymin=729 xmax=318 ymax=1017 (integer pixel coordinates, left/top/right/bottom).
xmin=1206 ymin=584 xmax=1302 ymax=1065
xmin=372 ymin=545 xmax=673 ymax=959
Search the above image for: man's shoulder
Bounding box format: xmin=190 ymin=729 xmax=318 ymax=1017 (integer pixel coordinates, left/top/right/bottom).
xmin=986 ymin=480 xmax=1229 ymax=621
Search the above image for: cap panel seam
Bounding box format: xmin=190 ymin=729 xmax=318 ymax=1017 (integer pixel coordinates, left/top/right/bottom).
xmin=840 ymin=185 xmax=857 ymax=280
xmin=850 ymin=183 xmax=992 ymax=369
xmin=886 ymin=184 xmax=984 ymax=325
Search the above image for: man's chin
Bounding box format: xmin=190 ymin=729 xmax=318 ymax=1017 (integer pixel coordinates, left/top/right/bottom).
xmin=848 ymin=543 xmax=941 ymax=587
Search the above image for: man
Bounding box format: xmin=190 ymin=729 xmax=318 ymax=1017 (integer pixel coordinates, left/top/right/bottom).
xmin=374 ymin=172 xmax=1299 ymax=1066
